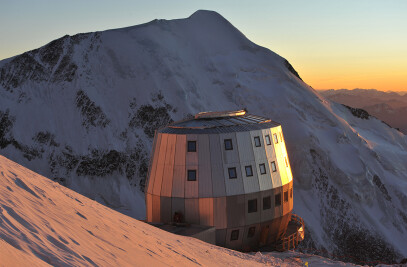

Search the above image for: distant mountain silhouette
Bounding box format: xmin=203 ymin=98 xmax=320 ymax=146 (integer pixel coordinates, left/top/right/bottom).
xmin=320 ymin=89 xmax=407 ymax=134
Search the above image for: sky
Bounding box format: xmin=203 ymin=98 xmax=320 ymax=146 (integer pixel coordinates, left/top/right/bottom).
xmin=1 ymin=0 xmax=406 ymax=91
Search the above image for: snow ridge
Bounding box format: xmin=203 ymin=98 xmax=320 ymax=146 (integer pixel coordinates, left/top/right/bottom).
xmin=0 ymin=10 xmax=406 ymax=264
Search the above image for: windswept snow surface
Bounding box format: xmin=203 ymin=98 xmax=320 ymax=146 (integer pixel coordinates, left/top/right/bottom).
xmin=0 ymin=10 xmax=406 ymax=263
xmin=0 ymin=155 xmax=357 ymax=266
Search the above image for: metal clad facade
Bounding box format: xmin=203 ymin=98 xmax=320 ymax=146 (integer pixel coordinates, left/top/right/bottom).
xmin=185 ymin=198 xmax=200 ymax=224
xmin=198 ymin=134 xmax=213 ymax=197
xmin=214 ymin=197 xmax=227 ymax=229
xmin=152 ymin=134 xmax=168 ymax=196
xmin=236 ymin=131 xmax=255 ymax=162
xmin=172 ymin=135 xmax=186 ymax=198
xmin=227 ymin=195 xmax=245 ymax=228
xmin=226 ymin=227 xmax=244 ymax=249
xmin=209 ymin=134 xmax=226 ymax=197
xmin=185 ymin=134 xmax=199 ymax=198
xmin=145 ymin=112 xmax=297 ymax=251
xmin=152 ymin=194 xmax=161 ymax=222
xmin=245 ymin=192 xmax=261 ymax=225
xmin=220 ymin=132 xmax=239 ymax=164
xmin=171 ymin=197 xmax=185 ymax=218
xmin=271 ymin=126 xmax=288 ymax=186
xmin=243 ymin=224 xmax=261 ymax=249
xmin=280 ymin=129 xmax=293 ymax=183
xmin=161 ymin=134 xmax=176 ymax=197
xmin=236 ymin=132 xmax=260 ymax=194
xmin=223 ymin=163 xmax=245 ymax=196
xmin=199 ymin=198 xmax=214 ymax=226
xmin=250 ymin=130 xmax=273 ymax=191
xmin=274 ymin=186 xmax=283 ymax=218
xmin=186 ymin=134 xmax=199 ymax=165
xmin=146 ymin=134 xmax=162 ymax=194
xmin=211 ymin=164 xmax=226 ymax=197
xmin=216 ymin=229 xmax=227 ymax=247
xmin=260 ymin=189 xmax=274 ymax=222
xmin=262 ymin=128 xmax=280 ymax=189
xmin=160 ymin=196 xmax=172 ymax=223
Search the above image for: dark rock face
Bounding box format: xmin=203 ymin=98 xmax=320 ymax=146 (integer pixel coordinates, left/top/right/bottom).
xmin=0 ymin=52 xmax=48 ymax=91
xmin=0 ymin=110 xmax=14 ymax=148
xmin=343 ymin=105 xmax=370 ymax=120
xmin=284 ymin=59 xmax=302 ymax=81
xmin=373 ymin=175 xmax=391 ymax=201
xmin=0 ymin=34 xmax=79 ymax=91
xmin=75 ymin=90 xmax=110 ymax=128
xmin=298 ymin=148 xmax=402 ymax=265
xmin=129 ymin=92 xmax=175 ymax=138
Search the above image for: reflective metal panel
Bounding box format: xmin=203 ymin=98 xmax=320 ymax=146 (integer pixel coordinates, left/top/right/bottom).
xmin=146 ymin=134 xmax=162 ymax=194
xmin=171 ymin=197 xmax=185 ymax=220
xmin=219 ymin=132 xmax=240 ymax=164
xmin=226 ymin=195 xmax=245 ymax=228
xmin=172 ymin=135 xmax=186 ymax=198
xmin=161 ymin=134 xmax=176 ymax=197
xmin=214 ymin=197 xmax=227 ymax=229
xmin=152 ymin=194 xmax=161 ymax=223
xmin=185 ymin=198 xmax=200 ymax=224
xmin=198 ymin=134 xmax=212 ymax=197
xmin=199 ymin=198 xmax=214 ymax=226
xmin=244 ymin=192 xmax=261 ymax=225
xmin=160 ymin=196 xmax=172 ymax=223
xmin=153 ymin=134 xmax=168 ymax=196
xmin=223 ymin=163 xmax=245 ymax=196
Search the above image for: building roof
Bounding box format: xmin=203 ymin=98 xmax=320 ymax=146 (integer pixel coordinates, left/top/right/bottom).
xmin=158 ymin=110 xmax=280 ymax=134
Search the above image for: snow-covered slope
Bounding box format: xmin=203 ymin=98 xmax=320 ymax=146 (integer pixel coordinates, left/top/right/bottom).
xmin=0 ymin=10 xmax=406 ymax=264
xmin=0 ymin=154 xmax=358 ymax=266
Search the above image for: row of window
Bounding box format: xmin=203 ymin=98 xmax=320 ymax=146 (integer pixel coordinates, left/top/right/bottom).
xmin=186 ymin=133 xmax=282 ymax=153
xmin=230 ymin=188 xmax=293 ymax=241
xmin=228 ymin=161 xmax=277 ymax=179
xmin=247 ymin=188 xmax=292 ymax=213
xmin=186 ymin=160 xmax=279 ymax=181
xmin=230 ymin=225 xmax=259 ymax=241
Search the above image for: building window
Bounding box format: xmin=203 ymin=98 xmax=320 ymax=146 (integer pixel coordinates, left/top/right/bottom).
xmin=275 ymin=193 xmax=281 ymax=206
xmin=259 ymin=163 xmax=266 ymax=175
xmin=187 ymin=141 xmax=196 ymax=152
xmin=273 ymin=133 xmax=279 ymax=144
xmin=228 ymin=167 xmax=237 ymax=179
xmin=248 ymin=227 xmax=256 ymax=238
xmin=271 ymin=161 xmax=277 ymax=172
xmin=284 ymin=191 xmax=289 ymax=202
xmin=263 ymin=196 xmax=271 ymax=210
xmin=285 ymin=157 xmax=289 ymax=167
xmin=245 ymin=165 xmax=253 ymax=177
xmin=280 ymin=132 xmax=283 ymax=142
xmin=265 ymin=135 xmax=271 ymax=145
xmin=290 ymin=188 xmax=293 ymax=199
xmin=254 ymin=136 xmax=261 ymax=147
xmin=231 ymin=229 xmax=239 ymax=241
xmin=248 ymin=199 xmax=257 ymax=213
xmin=224 ymin=139 xmax=233 ymax=150
xmin=187 ymin=170 xmax=196 ymax=181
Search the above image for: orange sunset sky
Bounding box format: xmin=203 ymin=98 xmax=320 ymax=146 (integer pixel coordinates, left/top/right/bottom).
xmin=1 ymin=0 xmax=406 ymax=92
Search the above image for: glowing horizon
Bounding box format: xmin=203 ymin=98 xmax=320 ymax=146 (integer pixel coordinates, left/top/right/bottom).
xmin=1 ymin=0 xmax=406 ymax=92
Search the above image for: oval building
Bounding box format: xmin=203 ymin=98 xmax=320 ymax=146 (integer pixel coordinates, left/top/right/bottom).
xmin=145 ymin=110 xmax=296 ymax=250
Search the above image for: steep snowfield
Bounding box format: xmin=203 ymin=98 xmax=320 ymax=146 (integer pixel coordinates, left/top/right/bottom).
xmin=0 ymin=10 xmax=406 ymax=263
xmin=0 ymin=155 xmax=357 ymax=266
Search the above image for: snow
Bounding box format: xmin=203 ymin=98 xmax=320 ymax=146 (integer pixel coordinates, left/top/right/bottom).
xmin=0 ymin=9 xmax=406 ymax=263
xmin=0 ymin=155 xmax=357 ymax=266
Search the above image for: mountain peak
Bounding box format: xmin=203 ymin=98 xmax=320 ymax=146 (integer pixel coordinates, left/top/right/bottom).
xmin=188 ymin=9 xmax=224 ymax=20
